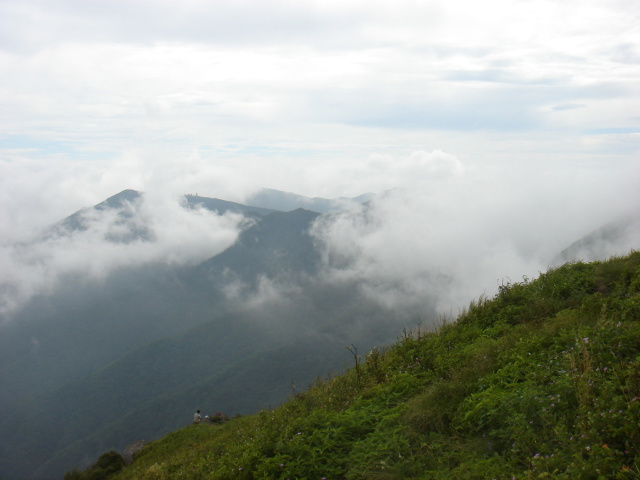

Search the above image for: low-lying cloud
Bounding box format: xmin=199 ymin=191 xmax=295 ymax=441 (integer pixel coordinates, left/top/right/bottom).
xmin=0 ymin=193 xmax=245 ymax=317
xmin=310 ymin=161 xmax=639 ymax=317
xmin=1 ymin=148 xmax=637 ymax=327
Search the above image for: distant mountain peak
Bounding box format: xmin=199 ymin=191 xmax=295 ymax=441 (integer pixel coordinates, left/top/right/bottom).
xmin=555 ymin=212 xmax=640 ymax=264
xmin=183 ymin=194 xmax=277 ymax=217
xmin=95 ymin=189 xmax=143 ymax=211
xmin=44 ymin=188 xmax=149 ymax=242
xmin=245 ymin=188 xmax=373 ymax=213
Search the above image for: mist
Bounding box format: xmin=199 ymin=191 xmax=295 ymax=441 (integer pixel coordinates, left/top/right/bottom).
xmin=1 ymin=152 xmax=638 ymax=480
xmin=1 ymin=148 xmax=637 ymax=322
xmin=309 ymin=156 xmax=640 ymax=317
xmin=0 ymin=192 xmax=246 ymax=318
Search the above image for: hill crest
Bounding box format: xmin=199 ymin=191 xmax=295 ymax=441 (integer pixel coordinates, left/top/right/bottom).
xmin=69 ymin=251 xmax=640 ymax=480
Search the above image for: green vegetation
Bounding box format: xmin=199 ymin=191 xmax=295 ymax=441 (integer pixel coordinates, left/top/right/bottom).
xmin=72 ymin=252 xmax=640 ymax=479
xmin=64 ymin=451 xmax=124 ymax=480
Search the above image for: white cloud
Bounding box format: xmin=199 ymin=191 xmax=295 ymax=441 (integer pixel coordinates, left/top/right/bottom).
xmin=311 ymin=152 xmax=640 ymax=316
xmin=0 ymin=191 xmax=245 ymax=316
xmin=0 ymin=0 xmax=638 ymax=316
xmin=1 ymin=0 xmax=638 ymax=152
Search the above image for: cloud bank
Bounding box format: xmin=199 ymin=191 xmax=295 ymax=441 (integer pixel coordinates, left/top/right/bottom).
xmin=0 ymin=1 xmax=637 ymax=272
xmin=311 ymin=152 xmax=640 ymax=316
xmin=2 ymin=146 xmax=638 ymax=322
xmin=1 ymin=0 xmax=638 ymax=171
xmin=0 ymin=193 xmax=245 ymax=317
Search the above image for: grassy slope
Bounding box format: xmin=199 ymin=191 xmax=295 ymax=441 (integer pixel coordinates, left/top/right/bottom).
xmin=36 ymin=335 xmax=351 ymax=478
xmin=71 ymin=252 xmax=640 ymax=480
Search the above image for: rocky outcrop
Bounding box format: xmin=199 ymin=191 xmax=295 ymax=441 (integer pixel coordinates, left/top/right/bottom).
xmin=122 ymin=440 xmax=145 ymax=465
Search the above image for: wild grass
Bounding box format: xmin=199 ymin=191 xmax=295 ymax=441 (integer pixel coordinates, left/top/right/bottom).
xmin=69 ymin=251 xmax=640 ymax=479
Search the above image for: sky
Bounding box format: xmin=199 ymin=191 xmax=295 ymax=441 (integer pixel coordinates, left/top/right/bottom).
xmin=0 ymin=0 xmax=639 ymax=316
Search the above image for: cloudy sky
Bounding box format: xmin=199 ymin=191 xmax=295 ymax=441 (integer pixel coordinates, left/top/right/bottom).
xmin=1 ymin=0 xmax=638 ymax=211
xmin=0 ymin=0 xmax=639 ymax=314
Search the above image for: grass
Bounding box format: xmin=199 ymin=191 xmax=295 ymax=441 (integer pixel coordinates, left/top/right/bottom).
xmin=68 ymin=251 xmax=640 ymax=479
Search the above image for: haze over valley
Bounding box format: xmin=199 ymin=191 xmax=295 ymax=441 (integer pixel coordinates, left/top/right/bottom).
xmin=0 ymin=185 xmax=637 ymax=479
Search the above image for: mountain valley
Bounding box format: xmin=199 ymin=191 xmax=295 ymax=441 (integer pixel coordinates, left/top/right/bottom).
xmin=0 ymin=188 xmax=636 ymax=480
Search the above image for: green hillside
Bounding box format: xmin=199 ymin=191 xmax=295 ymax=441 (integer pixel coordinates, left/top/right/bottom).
xmin=68 ymin=252 xmax=640 ymax=480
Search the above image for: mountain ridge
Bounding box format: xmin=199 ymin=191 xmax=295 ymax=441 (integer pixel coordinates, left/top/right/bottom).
xmin=245 ymin=187 xmax=374 ymax=213
xmin=70 ymin=251 xmax=640 ymax=480
xmin=0 ymin=188 xmax=637 ymax=480
xmin=0 ymin=189 xmax=398 ymax=480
